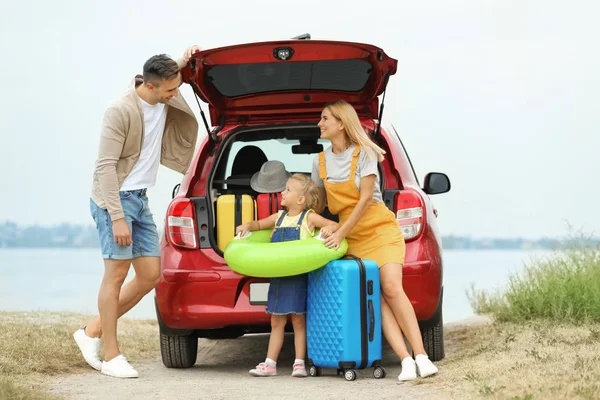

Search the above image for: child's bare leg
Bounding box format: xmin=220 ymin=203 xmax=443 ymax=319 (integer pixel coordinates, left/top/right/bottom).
xmin=291 ymin=314 xmax=308 ymax=377
xmin=291 ymin=314 xmax=306 ymax=360
xmin=266 ymin=315 xmax=287 ymax=361
xmin=249 ymin=314 xmax=287 ymax=377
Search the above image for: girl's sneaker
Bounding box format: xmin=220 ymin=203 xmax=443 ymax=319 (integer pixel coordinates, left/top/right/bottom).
xmin=249 ymin=362 xmax=277 ymax=377
xmin=291 ymin=362 xmax=307 ymax=378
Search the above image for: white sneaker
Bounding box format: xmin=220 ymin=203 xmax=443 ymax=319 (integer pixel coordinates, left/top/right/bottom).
xmin=73 ymin=328 xmax=102 ymax=371
xmin=398 ymin=357 xmax=417 ymax=381
xmin=415 ymin=354 xmax=438 ymax=378
xmin=101 ymin=355 xmax=139 ymax=378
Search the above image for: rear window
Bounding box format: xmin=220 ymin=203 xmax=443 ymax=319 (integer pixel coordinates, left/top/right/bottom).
xmin=208 ymin=59 xmax=371 ymax=97
xmin=225 ymin=139 xmax=326 ymax=183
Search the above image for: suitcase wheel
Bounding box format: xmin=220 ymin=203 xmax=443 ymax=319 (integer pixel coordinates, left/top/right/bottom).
xmin=344 ymin=369 xmax=357 ymax=381
xmin=308 ymin=365 xmax=322 ymax=377
xmin=373 ymin=366 xmax=387 ymax=379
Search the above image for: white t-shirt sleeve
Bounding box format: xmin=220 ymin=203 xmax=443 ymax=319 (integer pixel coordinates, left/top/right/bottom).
xmin=311 ymin=155 xmax=324 ymax=188
xmin=358 ymin=147 xmax=378 ymax=178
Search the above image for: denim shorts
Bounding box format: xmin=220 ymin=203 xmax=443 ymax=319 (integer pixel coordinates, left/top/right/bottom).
xmin=90 ymin=189 xmax=161 ymax=260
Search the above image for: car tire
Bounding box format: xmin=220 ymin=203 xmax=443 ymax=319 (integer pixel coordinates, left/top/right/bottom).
xmin=420 ymin=312 xmax=445 ymax=362
xmin=160 ymin=332 xmax=198 ymax=368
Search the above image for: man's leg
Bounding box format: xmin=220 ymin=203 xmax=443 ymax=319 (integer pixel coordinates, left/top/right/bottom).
xmin=98 ymin=257 xmax=139 ymax=379
xmin=98 ymin=259 xmax=131 ymax=361
xmin=98 ymin=190 xmax=160 ymax=379
xmin=76 ymin=192 xmax=159 ymax=377
xmin=76 ymin=200 xmax=134 ymax=370
xmin=85 ymin=256 xmax=160 ymax=338
xmin=86 ymin=191 xmax=161 ymax=338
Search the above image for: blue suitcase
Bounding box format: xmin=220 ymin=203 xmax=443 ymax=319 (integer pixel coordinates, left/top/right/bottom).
xmin=306 ymin=255 xmax=386 ymax=381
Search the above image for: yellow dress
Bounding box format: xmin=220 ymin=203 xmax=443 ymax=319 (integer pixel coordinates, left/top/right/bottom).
xmin=318 ymin=146 xmax=405 ymax=267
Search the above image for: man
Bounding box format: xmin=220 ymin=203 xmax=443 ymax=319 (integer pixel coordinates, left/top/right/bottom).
xmin=74 ymin=45 xmax=201 ymax=378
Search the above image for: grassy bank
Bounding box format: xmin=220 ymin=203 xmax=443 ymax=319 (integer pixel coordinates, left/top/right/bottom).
xmin=0 ymin=312 xmax=158 ymax=399
xmin=468 ymin=239 xmax=600 ymax=323
xmin=436 ymin=320 xmax=600 ymax=399
xmin=456 ymin=239 xmax=600 ymax=399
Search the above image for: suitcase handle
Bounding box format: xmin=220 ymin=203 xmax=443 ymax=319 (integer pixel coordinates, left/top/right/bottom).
xmin=368 ymin=299 xmax=375 ymax=342
xmin=342 ymin=254 xmax=363 ymax=265
xmin=343 ymin=254 xmax=373 ymax=363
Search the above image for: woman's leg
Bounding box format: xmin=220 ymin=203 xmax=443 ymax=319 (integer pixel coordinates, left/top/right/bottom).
xmin=266 ymin=314 xmax=288 ymax=361
xmin=290 ymin=314 xmax=306 ymax=361
xmin=379 ymin=262 xmax=426 ymax=356
xmin=381 ymin=295 xmax=412 ymax=360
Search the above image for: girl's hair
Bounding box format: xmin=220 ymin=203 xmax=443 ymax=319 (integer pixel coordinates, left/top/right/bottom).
xmin=290 ymin=174 xmax=320 ymax=211
xmin=324 ymin=100 xmax=386 ymax=162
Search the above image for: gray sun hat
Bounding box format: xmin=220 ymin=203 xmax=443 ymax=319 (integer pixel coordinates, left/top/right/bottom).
xmin=250 ymin=160 xmax=291 ymax=193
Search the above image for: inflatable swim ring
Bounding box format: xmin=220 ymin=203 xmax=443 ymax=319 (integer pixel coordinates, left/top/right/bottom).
xmin=223 ymin=229 xmax=348 ymax=278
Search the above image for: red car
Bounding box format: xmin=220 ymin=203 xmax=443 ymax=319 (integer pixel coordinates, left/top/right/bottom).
xmin=155 ymin=36 xmax=451 ymax=368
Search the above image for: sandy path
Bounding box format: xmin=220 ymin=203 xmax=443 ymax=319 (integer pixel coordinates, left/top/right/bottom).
xmin=47 ymin=317 xmax=490 ymax=400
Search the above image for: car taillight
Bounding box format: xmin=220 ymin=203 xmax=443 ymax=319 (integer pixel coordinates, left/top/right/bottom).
xmin=166 ymin=198 xmax=198 ymax=249
xmin=395 ymin=191 xmax=424 ymax=241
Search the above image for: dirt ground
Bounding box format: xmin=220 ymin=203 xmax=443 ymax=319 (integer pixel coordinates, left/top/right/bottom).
xmin=46 ymin=317 xmax=491 ymax=400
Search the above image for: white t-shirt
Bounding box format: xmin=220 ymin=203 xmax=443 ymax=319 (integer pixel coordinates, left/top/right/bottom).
xmin=311 ymin=145 xmax=383 ymax=203
xmin=120 ymin=98 xmax=168 ymax=191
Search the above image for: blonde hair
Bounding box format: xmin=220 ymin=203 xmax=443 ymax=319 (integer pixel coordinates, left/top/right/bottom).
xmin=289 ymin=174 xmax=320 ymax=211
xmin=324 ymin=100 xmax=386 ymax=162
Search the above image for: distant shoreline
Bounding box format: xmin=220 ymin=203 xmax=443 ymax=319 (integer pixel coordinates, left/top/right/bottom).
xmin=0 ymin=244 xmax=568 ymax=251
xmin=1 ymin=221 xmax=596 ymax=250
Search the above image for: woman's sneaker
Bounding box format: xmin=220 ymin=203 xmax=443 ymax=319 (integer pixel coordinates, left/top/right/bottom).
xmin=398 ymin=357 xmax=417 ymax=381
xmin=249 ymin=362 xmax=277 ymax=377
xmin=415 ymin=354 xmax=438 ymax=378
xmin=291 ymin=362 xmax=307 ymax=378
xmin=73 ymin=328 xmax=102 ymax=371
xmin=101 ymin=355 xmax=139 ymax=378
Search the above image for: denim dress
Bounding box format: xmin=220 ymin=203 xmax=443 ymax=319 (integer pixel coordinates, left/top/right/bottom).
xmin=265 ymin=210 xmax=309 ymax=315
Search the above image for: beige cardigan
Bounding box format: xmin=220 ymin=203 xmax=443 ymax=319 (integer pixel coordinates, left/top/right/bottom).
xmin=91 ymin=61 xmax=199 ymax=221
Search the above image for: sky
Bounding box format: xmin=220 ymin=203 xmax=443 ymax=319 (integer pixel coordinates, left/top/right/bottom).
xmin=1 ymin=0 xmax=598 ymax=239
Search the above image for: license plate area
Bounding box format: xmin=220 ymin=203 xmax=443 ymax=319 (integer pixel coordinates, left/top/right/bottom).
xmin=249 ymin=283 xmax=269 ymax=305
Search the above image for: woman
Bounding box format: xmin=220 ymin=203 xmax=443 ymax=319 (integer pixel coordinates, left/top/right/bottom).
xmin=312 ymin=100 xmax=438 ymax=381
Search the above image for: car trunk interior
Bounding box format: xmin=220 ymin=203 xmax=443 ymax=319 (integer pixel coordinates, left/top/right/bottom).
xmin=202 ymin=124 xmax=389 ymax=255
xmin=203 ymin=125 xmax=323 ymax=253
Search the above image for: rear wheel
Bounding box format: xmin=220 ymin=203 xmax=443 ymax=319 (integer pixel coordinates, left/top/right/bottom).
xmin=160 ymin=332 xmax=198 ymax=368
xmin=344 ymin=369 xmax=357 ymax=381
xmin=420 ymin=312 xmax=445 ymax=361
xmin=373 ymin=366 xmax=386 ymax=379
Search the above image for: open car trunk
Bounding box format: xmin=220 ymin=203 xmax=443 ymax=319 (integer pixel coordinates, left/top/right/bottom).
xmin=180 ymin=40 xmax=398 ymax=125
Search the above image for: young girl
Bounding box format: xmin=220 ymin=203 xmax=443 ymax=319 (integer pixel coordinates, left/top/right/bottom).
xmin=236 ymin=174 xmax=339 ymax=378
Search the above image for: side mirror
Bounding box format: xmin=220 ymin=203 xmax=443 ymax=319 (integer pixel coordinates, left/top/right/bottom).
xmin=172 ymin=183 xmax=181 ymax=199
xmin=423 ymin=172 xmax=450 ymax=195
